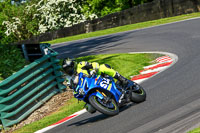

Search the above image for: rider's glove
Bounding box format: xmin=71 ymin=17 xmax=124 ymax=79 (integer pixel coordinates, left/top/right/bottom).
xmin=90 ymin=70 xmax=96 ymax=77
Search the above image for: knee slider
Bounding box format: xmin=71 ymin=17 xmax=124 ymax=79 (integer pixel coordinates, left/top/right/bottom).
xmin=105 ymin=64 xmax=112 ymax=69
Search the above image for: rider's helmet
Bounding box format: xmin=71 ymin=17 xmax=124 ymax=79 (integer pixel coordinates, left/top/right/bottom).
xmin=62 ymin=58 xmax=76 ymax=76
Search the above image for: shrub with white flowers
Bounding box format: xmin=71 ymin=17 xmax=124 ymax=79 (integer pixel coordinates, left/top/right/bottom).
xmin=3 ymin=17 xmax=21 ymax=36
xmin=2 ymin=0 xmax=97 ymax=41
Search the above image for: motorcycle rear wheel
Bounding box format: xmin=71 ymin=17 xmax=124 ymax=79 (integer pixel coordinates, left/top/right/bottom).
xmin=130 ymin=83 xmax=146 ymax=103
xmin=89 ymin=95 xmax=119 ymax=116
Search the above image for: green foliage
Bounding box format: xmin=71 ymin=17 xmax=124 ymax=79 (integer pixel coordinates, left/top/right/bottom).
xmin=0 ymin=0 xmax=38 ymax=44
xmin=0 ymin=44 xmax=27 ymax=80
xmin=82 ymin=0 xmax=154 ymax=17
xmin=0 ymin=0 xmax=17 ymax=44
xmin=0 ymin=0 xmax=154 ymax=44
xmin=0 ymin=0 xmax=40 ymax=42
xmin=0 ymin=1 xmax=28 ymax=80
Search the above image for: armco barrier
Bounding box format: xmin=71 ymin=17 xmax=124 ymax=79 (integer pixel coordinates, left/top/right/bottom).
xmin=0 ymin=49 xmax=66 ymax=128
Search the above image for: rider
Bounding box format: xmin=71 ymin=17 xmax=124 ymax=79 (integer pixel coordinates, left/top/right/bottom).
xmin=62 ymin=59 xmax=129 ymax=89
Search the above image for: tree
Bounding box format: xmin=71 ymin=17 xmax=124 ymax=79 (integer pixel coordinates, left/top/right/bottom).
xmin=0 ymin=0 xmax=19 ymax=44
xmin=81 ymin=0 xmax=154 ymax=17
xmin=2 ymin=0 xmax=97 ymax=42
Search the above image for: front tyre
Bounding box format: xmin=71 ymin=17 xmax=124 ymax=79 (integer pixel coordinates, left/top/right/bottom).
xmin=131 ymin=83 xmax=146 ymax=103
xmin=89 ymin=95 xmax=119 ymax=116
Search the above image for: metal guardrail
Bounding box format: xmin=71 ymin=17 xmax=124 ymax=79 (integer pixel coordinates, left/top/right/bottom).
xmin=0 ymin=46 xmax=66 ymax=128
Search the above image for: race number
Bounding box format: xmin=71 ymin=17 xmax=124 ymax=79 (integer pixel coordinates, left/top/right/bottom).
xmin=100 ymin=78 xmax=110 ymax=89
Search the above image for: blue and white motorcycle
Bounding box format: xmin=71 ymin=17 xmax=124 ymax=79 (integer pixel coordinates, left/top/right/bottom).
xmin=70 ymin=72 xmax=146 ymax=116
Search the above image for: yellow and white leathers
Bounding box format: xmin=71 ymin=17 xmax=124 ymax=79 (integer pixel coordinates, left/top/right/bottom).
xmin=76 ymin=61 xmax=117 ymax=77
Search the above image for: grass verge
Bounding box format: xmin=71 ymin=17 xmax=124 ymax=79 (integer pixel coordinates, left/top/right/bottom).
xmin=13 ymin=53 xmax=161 ymax=133
xmin=188 ymin=128 xmax=200 ymax=133
xmin=45 ymin=12 xmax=200 ymax=44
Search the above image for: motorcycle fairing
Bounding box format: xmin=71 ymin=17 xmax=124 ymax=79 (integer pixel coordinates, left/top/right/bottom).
xmin=74 ymin=73 xmax=122 ymax=102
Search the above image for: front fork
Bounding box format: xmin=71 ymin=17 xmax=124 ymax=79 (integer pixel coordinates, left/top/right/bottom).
xmin=96 ymin=90 xmax=112 ymax=103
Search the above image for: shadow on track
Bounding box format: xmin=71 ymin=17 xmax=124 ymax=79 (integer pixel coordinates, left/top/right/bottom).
xmin=67 ymin=103 xmax=136 ymax=127
xmin=51 ymin=31 xmax=136 ymax=59
xmin=67 ymin=113 xmax=109 ymax=126
xmin=119 ymin=102 xmax=136 ymax=112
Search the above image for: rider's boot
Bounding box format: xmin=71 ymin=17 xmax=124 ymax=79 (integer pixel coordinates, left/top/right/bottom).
xmin=114 ymin=72 xmax=129 ymax=87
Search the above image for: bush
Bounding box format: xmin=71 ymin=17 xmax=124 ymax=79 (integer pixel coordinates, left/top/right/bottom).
xmin=81 ymin=0 xmax=154 ymax=17
xmin=0 ymin=0 xmax=40 ymax=43
xmin=0 ymin=44 xmax=27 ymax=80
xmin=0 ymin=0 xmax=18 ymax=44
xmin=1 ymin=0 xmax=97 ymax=43
xmin=1 ymin=0 xmax=153 ymax=43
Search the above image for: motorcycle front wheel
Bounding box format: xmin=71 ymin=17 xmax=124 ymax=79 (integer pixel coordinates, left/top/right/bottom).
xmin=89 ymin=95 xmax=119 ymax=116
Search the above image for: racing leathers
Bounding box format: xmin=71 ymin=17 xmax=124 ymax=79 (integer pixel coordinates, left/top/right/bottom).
xmin=75 ymin=61 xmax=128 ymax=85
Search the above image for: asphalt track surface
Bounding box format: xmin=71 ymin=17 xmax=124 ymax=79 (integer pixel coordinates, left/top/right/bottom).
xmin=49 ymin=18 xmax=200 ymax=133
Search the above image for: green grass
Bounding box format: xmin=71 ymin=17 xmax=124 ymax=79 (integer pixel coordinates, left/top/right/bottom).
xmin=13 ymin=53 xmax=160 ymax=133
xmin=188 ymin=128 xmax=200 ymax=133
xmin=75 ymin=53 xmax=161 ymax=78
xmin=45 ymin=12 xmax=200 ymax=44
xmin=0 ymin=77 xmax=3 ymax=82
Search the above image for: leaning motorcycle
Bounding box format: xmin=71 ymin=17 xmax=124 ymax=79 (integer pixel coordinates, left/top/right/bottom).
xmin=70 ymin=72 xmax=146 ymax=116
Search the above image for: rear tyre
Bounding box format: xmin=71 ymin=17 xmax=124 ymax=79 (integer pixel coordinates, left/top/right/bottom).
xmin=89 ymin=95 xmax=119 ymax=116
xmin=131 ymin=83 xmax=146 ymax=103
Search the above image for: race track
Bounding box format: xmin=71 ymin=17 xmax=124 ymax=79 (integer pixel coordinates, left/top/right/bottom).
xmin=49 ymin=18 xmax=200 ymax=133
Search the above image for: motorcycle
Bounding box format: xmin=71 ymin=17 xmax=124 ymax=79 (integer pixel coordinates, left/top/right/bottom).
xmin=70 ymin=72 xmax=146 ymax=116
